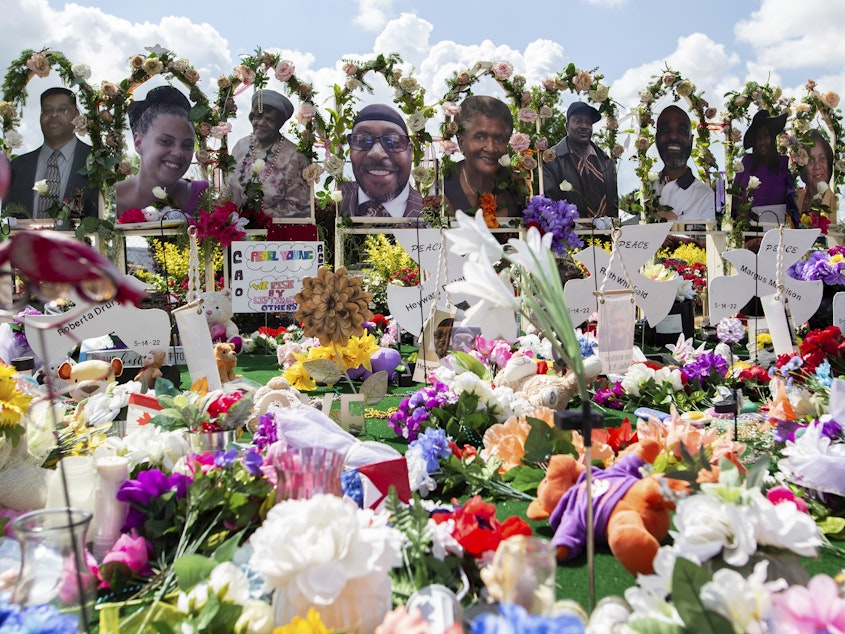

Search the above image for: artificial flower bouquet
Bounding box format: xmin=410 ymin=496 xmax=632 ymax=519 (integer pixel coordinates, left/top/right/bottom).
xmin=788 ymin=244 xmax=845 ymax=288
xmin=521 ymin=195 xmax=583 ymax=256
xmin=146 ymin=378 xmax=253 ymax=434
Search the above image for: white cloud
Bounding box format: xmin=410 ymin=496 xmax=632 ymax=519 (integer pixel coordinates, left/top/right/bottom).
xmin=354 ymin=0 xmax=395 ymax=31
xmin=735 ymin=0 xmax=845 ymax=70
xmin=373 ymin=13 xmax=433 ymax=69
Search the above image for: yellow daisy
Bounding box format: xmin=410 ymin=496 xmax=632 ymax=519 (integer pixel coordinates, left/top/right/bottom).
xmin=272 ymin=608 xmax=330 ymax=634
xmin=0 ymin=364 xmax=33 ymax=432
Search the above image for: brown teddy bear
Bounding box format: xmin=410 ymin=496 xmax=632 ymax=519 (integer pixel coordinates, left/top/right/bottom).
xmin=134 ymin=349 xmax=166 ymax=390
xmin=215 ymin=342 xmax=240 ymax=384
xmin=527 ymin=439 xmax=687 ymax=576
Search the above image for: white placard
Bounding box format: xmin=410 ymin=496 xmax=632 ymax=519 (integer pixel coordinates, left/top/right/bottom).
xmin=597 ymin=291 xmax=636 ymax=376
xmin=564 ymin=223 xmax=680 ymax=326
xmin=387 ymin=229 xmax=469 ymax=337
xmin=708 ymin=228 xmax=822 ymax=326
xmin=25 ymin=299 xmax=171 ymax=363
xmin=229 ymin=241 xmax=324 ymax=314
xmin=834 ymin=292 xmax=845 ymax=333
xmin=174 ymin=303 xmax=222 ymax=391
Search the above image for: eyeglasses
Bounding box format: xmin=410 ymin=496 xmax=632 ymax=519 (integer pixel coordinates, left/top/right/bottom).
xmin=41 ymin=106 xmax=74 ymax=117
xmin=347 ymin=133 xmax=410 ymax=153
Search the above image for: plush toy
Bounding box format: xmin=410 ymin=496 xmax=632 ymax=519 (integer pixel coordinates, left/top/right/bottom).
xmin=527 ymin=440 xmax=687 ymax=576
xmin=58 ymin=358 xmax=123 ymax=402
xmin=247 ymin=376 xmax=310 ymax=430
xmin=38 ymin=357 xmax=71 ymax=395
xmin=215 ymin=342 xmax=240 ymax=384
xmin=197 ymin=289 xmax=242 ymax=352
xmin=493 ymin=353 xmax=602 ymax=411
xmin=134 ymin=349 xmax=166 ymax=390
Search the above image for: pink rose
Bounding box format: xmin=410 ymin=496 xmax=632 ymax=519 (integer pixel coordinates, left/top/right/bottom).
xmin=822 ymin=91 xmax=840 ymax=108
xmin=636 ymin=136 xmax=651 ymax=151
xmin=209 ymin=122 xmax=232 ymax=139
xmin=542 ymin=149 xmax=556 ymax=163
xmin=442 ymin=101 xmax=461 ymax=117
xmin=521 ymin=155 xmax=537 ymax=171
xmin=101 ymin=82 xmax=120 ymax=99
xmin=296 ymin=103 xmax=316 ymax=125
xmin=704 ymin=107 xmax=717 ymax=119
xmin=275 ymin=60 xmax=295 ymax=82
xmin=606 ymin=118 xmax=618 ymax=131
xmin=455 ymin=70 xmax=472 ymax=85
xmin=207 ymin=391 xmax=243 ymax=419
xmin=183 ymin=68 xmax=200 ymax=84
xmin=342 ymin=62 xmax=358 ymax=76
xmin=806 ymin=79 xmax=817 ymax=91
xmin=491 ymin=61 xmax=514 ymax=80
xmin=195 ymin=148 xmax=211 ymax=165
xmin=613 ymin=145 xmax=624 ymax=158
xmin=573 ymin=70 xmax=593 ymax=93
xmin=520 ymin=92 xmax=531 ymax=106
xmin=534 ymin=136 xmax=548 ymax=151
xmin=542 ymin=78 xmax=557 ymax=92
xmin=439 ymin=140 xmax=459 ymax=155
xmin=129 ymin=55 xmax=144 ymax=70
xmin=662 ymin=71 xmax=676 ymax=86
xmin=197 ymin=122 xmax=211 ymax=136
xmin=517 ymin=108 xmax=538 ymax=123
xmin=233 ymin=64 xmax=255 ymax=85
xmin=509 ymin=132 xmax=531 ymax=153
xmin=102 ymin=531 xmax=153 ymax=577
xmin=730 ymin=128 xmax=742 ymax=143
xmin=26 ymin=52 xmax=51 ymax=78
xmin=767 ymin=485 xmax=808 ymax=513
xmin=297 ymin=83 xmax=313 ymax=99
xmin=217 ymin=75 xmax=231 ymax=89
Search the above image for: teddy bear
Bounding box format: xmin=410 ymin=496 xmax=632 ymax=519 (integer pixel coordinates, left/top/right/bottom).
xmin=526 ymin=439 xmax=687 ymax=576
xmin=196 ymin=289 xmax=242 ymax=352
xmin=493 ymin=352 xmax=602 ymax=411
xmin=215 ymin=342 xmax=241 ymax=384
xmin=58 ymin=358 xmax=123 ymax=402
xmin=134 ymin=349 xmax=167 ymax=391
xmin=247 ymin=376 xmax=311 ymax=430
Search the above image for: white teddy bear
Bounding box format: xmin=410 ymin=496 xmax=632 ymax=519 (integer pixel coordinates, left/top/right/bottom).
xmin=195 ymin=289 xmax=242 ymax=351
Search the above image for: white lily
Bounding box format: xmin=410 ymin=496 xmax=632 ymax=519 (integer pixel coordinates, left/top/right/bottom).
xmin=445 ymin=255 xmax=520 ymax=312
xmin=446 ymin=209 xmax=504 ymax=263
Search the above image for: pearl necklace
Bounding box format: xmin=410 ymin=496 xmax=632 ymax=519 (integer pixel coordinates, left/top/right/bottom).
xmin=238 ymin=134 xmax=282 ymax=192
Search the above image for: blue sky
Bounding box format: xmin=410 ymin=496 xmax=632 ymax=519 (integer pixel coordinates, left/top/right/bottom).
xmin=3 ymin=0 xmax=844 ymax=197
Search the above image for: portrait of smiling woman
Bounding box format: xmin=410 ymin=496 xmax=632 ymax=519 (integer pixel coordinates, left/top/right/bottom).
xmin=443 ymin=94 xmax=524 ymax=217
xmin=115 ymin=86 xmax=208 ymax=218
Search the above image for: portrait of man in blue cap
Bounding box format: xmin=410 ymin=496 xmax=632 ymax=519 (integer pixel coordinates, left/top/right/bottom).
xmin=341 ymin=103 xmax=422 ymax=218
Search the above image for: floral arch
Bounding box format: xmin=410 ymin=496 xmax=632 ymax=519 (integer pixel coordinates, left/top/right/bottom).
xmin=632 ymin=66 xmax=716 ymax=221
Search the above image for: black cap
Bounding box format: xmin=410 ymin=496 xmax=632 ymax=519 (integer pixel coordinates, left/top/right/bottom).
xmin=11 ymin=356 xmax=34 ymax=372
xmin=353 ymin=104 xmax=408 ymax=134
xmin=567 ymin=101 xmax=601 ymax=124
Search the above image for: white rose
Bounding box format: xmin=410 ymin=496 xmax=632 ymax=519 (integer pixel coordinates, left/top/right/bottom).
xmin=733 ymin=160 xmax=744 ymax=173
xmin=621 ymin=364 xmax=654 ymax=398
xmin=406 ymin=112 xmax=427 ymax=132
xmin=559 ymin=180 xmax=573 ymax=192
xmin=817 ymin=181 xmax=829 ymax=195
xmin=748 ymin=176 xmax=761 ymax=190
xmin=324 ymin=155 xmax=345 ymax=177
xmin=4 ymin=130 xmax=23 ymax=148
xmin=498 ymin=154 xmax=512 ymax=167
xmin=670 ymin=494 xmax=733 ymax=563
xmin=33 ymin=179 xmax=49 ymax=195
xmin=330 ymin=190 xmax=343 ymax=204
xmin=209 ymin=562 xmax=250 ymax=605
xmin=234 ymin=599 xmax=274 ymax=634
xmin=177 ymin=582 xmax=209 ymax=614
xmin=152 ymin=186 xmax=167 ymax=200
xmin=71 ymin=63 xmax=91 ymax=80
xmin=411 ymin=165 xmax=429 ymax=186
xmin=251 ymin=158 xmax=265 ymax=175
xmin=647 ymin=171 xmax=659 ymax=182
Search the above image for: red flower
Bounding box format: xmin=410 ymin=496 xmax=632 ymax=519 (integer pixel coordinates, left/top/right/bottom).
xmin=607 ymin=418 xmax=638 ymax=454
xmin=207 ymin=391 xmax=243 ymax=419
xmin=437 ymin=495 xmax=532 ymax=558
xmin=118 ymin=208 xmax=147 ymax=224
xmin=739 ymin=365 xmax=770 ymax=383
xmin=372 ymin=314 xmax=389 ymax=329
xmin=258 ymin=326 xmax=285 ymax=338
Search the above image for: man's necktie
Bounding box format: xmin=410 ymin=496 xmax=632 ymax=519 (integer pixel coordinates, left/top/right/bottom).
xmin=38 ymin=150 xmax=61 ymax=217
xmin=358 ymin=200 xmax=389 ymax=217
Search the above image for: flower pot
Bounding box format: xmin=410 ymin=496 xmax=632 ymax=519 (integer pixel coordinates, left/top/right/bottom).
xmin=272 ymin=571 xmax=392 ymax=634
xmin=273 ymin=447 xmax=343 ymax=502
xmin=187 ymin=429 xmax=238 ymax=453
xmin=644 ymin=300 xmax=695 ymax=348
xmin=808 ymin=284 xmax=844 ymax=331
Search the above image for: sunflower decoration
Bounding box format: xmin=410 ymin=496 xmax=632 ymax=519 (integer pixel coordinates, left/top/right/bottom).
xmin=294 ymin=267 xmax=373 ymax=347
xmin=0 ymin=363 xmax=34 ymax=446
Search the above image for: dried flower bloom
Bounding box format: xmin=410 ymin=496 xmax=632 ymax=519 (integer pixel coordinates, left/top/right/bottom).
xmin=295 ymin=267 xmax=373 ymax=347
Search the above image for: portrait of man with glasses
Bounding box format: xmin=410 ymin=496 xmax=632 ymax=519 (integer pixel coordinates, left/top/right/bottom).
xmin=2 ymin=87 xmax=99 ymax=220
xmin=340 ymin=103 xmax=422 ymax=219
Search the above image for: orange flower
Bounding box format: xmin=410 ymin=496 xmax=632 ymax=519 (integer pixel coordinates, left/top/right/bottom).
xmin=479 ymin=192 xmax=500 ymax=228
xmin=482 ymin=417 xmax=531 ymax=473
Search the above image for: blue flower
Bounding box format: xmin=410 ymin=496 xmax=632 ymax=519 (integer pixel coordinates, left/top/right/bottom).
xmin=471 ymin=603 xmax=585 ymax=634
xmin=214 ymin=448 xmax=238 ymax=468
xmin=0 ymin=604 xmax=79 ymax=634
xmin=409 ymin=427 xmax=452 ymax=472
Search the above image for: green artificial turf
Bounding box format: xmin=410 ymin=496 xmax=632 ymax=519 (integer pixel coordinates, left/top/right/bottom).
xmin=180 ymin=352 xmax=845 ymax=612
